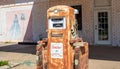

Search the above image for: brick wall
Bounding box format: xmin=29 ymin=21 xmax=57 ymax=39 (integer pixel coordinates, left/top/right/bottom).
xmin=112 ymin=0 xmax=120 ymax=46
xmin=1 ymin=0 xmax=120 ymax=46
xmin=0 ymin=0 xmax=94 ymax=44
xmin=32 ymin=1 xmax=49 ymax=41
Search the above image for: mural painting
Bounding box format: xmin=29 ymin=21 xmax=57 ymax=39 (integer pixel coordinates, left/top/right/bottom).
xmin=0 ymin=6 xmax=33 ymax=42
xmin=8 ymin=14 xmax=21 ymax=41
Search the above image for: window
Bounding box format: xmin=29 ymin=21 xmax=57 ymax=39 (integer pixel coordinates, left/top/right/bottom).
xmin=98 ymin=12 xmax=109 ymax=40
xmin=71 ymin=5 xmax=82 ymax=30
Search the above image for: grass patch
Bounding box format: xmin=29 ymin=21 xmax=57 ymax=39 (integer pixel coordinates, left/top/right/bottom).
xmin=0 ymin=60 xmax=9 ymax=66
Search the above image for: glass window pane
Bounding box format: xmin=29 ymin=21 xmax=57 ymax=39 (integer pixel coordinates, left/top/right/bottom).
xmin=98 ymin=12 xmax=109 ymax=40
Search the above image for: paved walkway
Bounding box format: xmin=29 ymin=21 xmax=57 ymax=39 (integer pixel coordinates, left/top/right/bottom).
xmin=0 ymin=43 xmax=120 ymax=69
xmin=0 ymin=43 xmax=36 ymax=69
xmin=89 ymin=46 xmax=120 ymax=69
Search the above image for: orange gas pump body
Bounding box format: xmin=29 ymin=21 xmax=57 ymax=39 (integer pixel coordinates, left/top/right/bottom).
xmin=47 ymin=5 xmax=76 ymax=69
xmin=36 ymin=5 xmax=89 ymax=69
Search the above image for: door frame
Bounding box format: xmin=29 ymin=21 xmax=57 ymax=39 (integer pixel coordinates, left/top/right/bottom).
xmin=94 ymin=8 xmax=111 ymax=45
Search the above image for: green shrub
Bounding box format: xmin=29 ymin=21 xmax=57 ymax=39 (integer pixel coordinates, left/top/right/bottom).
xmin=0 ymin=61 xmax=9 ymax=66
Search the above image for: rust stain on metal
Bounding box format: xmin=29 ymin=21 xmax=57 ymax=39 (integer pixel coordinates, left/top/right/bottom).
xmin=36 ymin=5 xmax=89 ymax=69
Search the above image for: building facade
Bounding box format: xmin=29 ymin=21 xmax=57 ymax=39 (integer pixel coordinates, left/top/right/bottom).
xmin=0 ymin=0 xmax=120 ymax=46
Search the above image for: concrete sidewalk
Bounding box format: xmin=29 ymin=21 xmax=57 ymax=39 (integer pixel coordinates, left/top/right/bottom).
xmin=0 ymin=43 xmax=120 ymax=69
xmin=0 ymin=43 xmax=36 ymax=69
xmin=89 ymin=46 xmax=120 ymax=69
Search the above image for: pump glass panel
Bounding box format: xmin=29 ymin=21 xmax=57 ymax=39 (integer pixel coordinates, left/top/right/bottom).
xmin=49 ymin=17 xmax=66 ymax=29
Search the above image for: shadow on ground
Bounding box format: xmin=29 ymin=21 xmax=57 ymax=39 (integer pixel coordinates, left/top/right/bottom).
xmin=89 ymin=45 xmax=120 ymax=61
xmin=1 ymin=44 xmax=120 ymax=61
xmin=0 ymin=43 xmax=36 ymax=54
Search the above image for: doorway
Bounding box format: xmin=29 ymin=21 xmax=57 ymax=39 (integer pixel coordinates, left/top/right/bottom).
xmin=94 ymin=9 xmax=111 ymax=44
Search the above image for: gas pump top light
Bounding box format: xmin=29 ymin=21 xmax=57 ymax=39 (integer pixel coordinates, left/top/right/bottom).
xmin=53 ymin=9 xmax=66 ymax=13
xmin=54 ymin=9 xmax=59 ymax=13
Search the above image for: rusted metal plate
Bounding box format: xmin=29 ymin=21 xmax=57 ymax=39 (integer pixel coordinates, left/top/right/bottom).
xmin=47 ymin=5 xmax=75 ymax=69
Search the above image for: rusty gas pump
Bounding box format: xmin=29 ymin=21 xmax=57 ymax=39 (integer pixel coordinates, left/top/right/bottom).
xmin=36 ymin=5 xmax=89 ymax=69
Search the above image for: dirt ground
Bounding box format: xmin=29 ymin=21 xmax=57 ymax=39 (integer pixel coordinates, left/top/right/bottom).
xmin=0 ymin=43 xmax=120 ymax=69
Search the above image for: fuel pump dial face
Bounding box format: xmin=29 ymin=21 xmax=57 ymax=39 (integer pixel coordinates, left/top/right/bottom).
xmin=48 ymin=17 xmax=66 ymax=29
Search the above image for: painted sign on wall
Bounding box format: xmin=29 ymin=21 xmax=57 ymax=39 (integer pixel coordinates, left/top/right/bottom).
xmin=0 ymin=5 xmax=33 ymax=42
